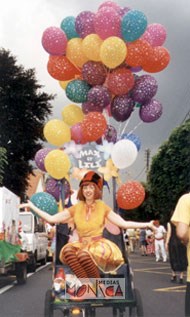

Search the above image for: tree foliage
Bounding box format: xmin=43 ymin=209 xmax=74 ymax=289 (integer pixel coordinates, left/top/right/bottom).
xmin=0 ymin=48 xmax=54 ymax=198
xmin=146 ymin=119 xmax=190 ymax=223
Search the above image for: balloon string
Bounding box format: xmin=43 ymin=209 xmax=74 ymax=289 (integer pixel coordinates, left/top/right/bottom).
xmin=117 ymin=122 xmax=122 ymax=138
xmin=128 ymin=121 xmax=143 ymax=135
xmin=120 ymin=117 xmax=131 ymax=137
xmin=103 ymin=108 xmax=110 ymax=125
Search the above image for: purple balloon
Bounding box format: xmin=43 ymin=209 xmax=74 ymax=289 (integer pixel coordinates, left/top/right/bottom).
xmin=82 ymin=61 xmax=107 ymax=86
xmin=34 ymin=148 xmax=52 ymax=172
xmin=131 ymin=75 xmax=158 ymax=104
xmin=87 ymin=85 xmax=112 ymax=110
xmin=75 ymin=11 xmax=95 ymax=38
xmin=111 ymin=94 xmax=135 ymax=122
xmin=46 ymin=177 xmax=71 ymax=202
xmin=118 ymin=6 xmax=131 ymax=17
xmin=82 ymin=101 xmax=103 ymax=114
xmin=139 ymin=99 xmax=163 ymax=123
xmin=104 ymin=125 xmax=117 ymax=143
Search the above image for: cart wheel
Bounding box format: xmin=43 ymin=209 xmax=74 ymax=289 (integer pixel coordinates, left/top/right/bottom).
xmin=118 ymin=308 xmax=125 ymax=317
xmin=88 ymin=307 xmax=96 ymax=316
xmin=44 ymin=289 xmax=54 ymax=317
xmin=129 ymin=288 xmax=144 ymax=317
xmin=113 ymin=307 xmax=117 ymax=316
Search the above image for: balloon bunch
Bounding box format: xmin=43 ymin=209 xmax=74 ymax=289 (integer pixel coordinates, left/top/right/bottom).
xmin=33 ymin=1 xmax=171 ymax=211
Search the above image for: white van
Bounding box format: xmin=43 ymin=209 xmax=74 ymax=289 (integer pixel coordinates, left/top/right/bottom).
xmin=19 ymin=211 xmax=48 ymax=272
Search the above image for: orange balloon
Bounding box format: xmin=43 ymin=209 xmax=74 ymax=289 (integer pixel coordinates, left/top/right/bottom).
xmin=142 ymin=46 xmax=170 ymax=73
xmin=47 ymin=55 xmax=81 ymax=81
xmin=116 ymin=181 xmax=145 ymax=210
xmin=81 ymin=112 xmax=107 ymax=142
xmin=126 ymin=39 xmax=153 ymax=67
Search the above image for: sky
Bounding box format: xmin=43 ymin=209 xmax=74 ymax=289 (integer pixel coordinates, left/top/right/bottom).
xmin=1 ymin=0 xmax=190 ymax=182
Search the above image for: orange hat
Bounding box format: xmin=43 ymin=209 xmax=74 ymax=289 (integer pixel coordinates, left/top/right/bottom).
xmin=55 ymin=268 xmax=65 ymax=280
xmin=79 ymin=171 xmax=103 ymax=190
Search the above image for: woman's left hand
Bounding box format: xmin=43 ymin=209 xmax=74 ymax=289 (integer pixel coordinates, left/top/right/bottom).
xmin=148 ymin=220 xmax=157 ymax=232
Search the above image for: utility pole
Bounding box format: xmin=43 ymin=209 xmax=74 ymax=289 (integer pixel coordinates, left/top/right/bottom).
xmin=145 ymin=148 xmax=151 ymax=181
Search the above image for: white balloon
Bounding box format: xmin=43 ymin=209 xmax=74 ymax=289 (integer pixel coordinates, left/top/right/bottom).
xmin=111 ymin=139 xmax=138 ymax=169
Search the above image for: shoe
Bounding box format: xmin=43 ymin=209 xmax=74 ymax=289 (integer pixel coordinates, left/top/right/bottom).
xmin=156 ymin=258 xmax=160 ymax=262
xmin=179 ymin=278 xmax=184 ymax=284
xmin=170 ymin=275 xmax=176 ymax=282
xmin=163 ymin=259 xmax=167 ymax=262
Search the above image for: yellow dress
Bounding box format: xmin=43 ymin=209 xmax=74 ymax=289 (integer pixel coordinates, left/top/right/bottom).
xmin=60 ymin=200 xmax=124 ymax=273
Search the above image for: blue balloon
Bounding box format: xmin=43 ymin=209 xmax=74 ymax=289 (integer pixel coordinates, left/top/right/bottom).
xmin=60 ymin=16 xmax=79 ymax=40
xmin=30 ymin=192 xmax=58 ymax=216
xmin=121 ymin=133 xmax=141 ymax=151
xmin=121 ymin=10 xmax=148 ymax=42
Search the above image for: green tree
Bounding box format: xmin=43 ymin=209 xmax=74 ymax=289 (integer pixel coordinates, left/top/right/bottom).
xmin=0 ymin=147 xmax=7 ymax=185
xmin=0 ymin=48 xmax=54 ymax=198
xmin=146 ymin=119 xmax=190 ymax=223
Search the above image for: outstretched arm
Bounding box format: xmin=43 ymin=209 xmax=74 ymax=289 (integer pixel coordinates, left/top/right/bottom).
xmin=19 ymin=201 xmax=72 ymax=225
xmin=176 ymin=222 xmax=189 ymax=245
xmin=107 ymin=210 xmax=155 ymax=231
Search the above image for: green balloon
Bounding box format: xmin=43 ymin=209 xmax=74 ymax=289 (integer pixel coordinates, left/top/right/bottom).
xmin=30 ymin=192 xmax=58 ymax=216
xmin=66 ymin=79 xmax=91 ymax=103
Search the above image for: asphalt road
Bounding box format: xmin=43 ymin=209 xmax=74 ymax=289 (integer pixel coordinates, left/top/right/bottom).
xmin=0 ymin=253 xmax=186 ymax=317
xmin=130 ymin=252 xmax=185 ymax=317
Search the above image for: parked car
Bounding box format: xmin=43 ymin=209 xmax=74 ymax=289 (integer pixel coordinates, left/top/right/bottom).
xmin=19 ymin=211 xmax=48 ymax=272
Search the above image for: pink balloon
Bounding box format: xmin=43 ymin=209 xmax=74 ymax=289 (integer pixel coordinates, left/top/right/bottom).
xmin=71 ymin=123 xmax=84 ymax=144
xmin=98 ymin=1 xmax=121 ymax=12
xmin=94 ymin=7 xmax=121 ymax=39
xmin=141 ymin=23 xmax=167 ymax=47
xmin=41 ymin=26 xmax=67 ymax=55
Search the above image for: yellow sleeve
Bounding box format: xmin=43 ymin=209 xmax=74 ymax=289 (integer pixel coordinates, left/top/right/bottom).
xmin=171 ymin=193 xmax=190 ymax=226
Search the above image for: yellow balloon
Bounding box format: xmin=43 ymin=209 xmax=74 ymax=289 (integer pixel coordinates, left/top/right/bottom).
xmin=82 ymin=34 xmax=103 ymax=61
xmin=66 ymin=38 xmax=89 ymax=68
xmin=43 ymin=119 xmax=71 ymax=146
xmin=45 ymin=149 xmax=71 ymax=180
xmin=59 ymin=80 xmax=71 ymax=90
xmin=100 ymin=37 xmax=127 ymax=69
xmin=62 ymin=104 xmax=84 ymax=126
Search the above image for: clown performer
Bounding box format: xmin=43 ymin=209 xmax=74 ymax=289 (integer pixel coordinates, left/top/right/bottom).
xmin=19 ymin=171 xmax=155 ymax=289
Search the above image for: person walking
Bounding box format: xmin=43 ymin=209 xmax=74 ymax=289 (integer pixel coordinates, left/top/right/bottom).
xmin=154 ymin=220 xmax=167 ymax=262
xmin=171 ymin=193 xmax=190 ymax=317
xmin=165 ymin=220 xmax=187 ymax=283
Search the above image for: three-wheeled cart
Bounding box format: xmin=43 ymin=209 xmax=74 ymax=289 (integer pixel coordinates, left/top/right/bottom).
xmin=44 ymin=222 xmax=144 ymax=317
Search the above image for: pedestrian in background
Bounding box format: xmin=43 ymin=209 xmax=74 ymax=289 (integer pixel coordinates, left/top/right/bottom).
xmin=154 ymin=220 xmax=167 ymax=262
xmin=146 ymin=229 xmax=155 ymax=256
xmin=171 ymin=193 xmax=190 ymax=317
xmin=139 ymin=228 xmax=147 ymax=256
xmin=165 ymin=218 xmax=187 ymax=283
xmin=127 ymin=228 xmax=137 ymax=253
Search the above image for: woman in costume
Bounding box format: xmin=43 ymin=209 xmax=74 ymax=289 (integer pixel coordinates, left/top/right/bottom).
xmin=19 ymin=171 xmax=155 ymax=280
